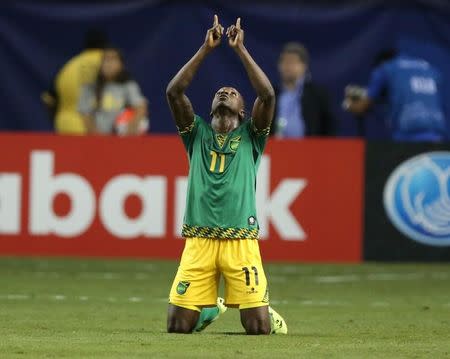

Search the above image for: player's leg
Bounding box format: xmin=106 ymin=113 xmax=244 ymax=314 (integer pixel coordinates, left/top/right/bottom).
xmin=239 ymin=303 xmax=270 ymax=335
xmin=221 ymin=238 xmax=287 ymax=335
xmin=239 ymin=302 xmax=287 ymax=334
xmin=220 ymin=238 xmax=270 ymax=334
xmin=167 ymin=237 xmax=221 ymax=333
xmin=167 ymin=304 xmax=200 ymax=333
xmin=167 ymin=299 xmax=226 ymax=333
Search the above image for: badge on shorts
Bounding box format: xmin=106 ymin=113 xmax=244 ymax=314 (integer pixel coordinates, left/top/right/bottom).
xmin=176 ymin=281 xmax=190 ymax=295
xmin=248 ymin=216 xmax=256 ymax=226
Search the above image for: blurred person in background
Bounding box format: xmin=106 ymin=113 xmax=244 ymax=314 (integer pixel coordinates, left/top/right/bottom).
xmin=41 ymin=29 xmax=107 ymax=135
xmin=78 ymin=47 xmax=149 ymax=135
xmin=271 ymin=42 xmax=334 ymax=138
xmin=343 ymin=49 xmax=447 ymax=142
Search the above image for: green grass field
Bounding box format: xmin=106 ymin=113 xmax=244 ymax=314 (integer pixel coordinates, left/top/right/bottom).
xmin=0 ymin=258 xmax=449 ymax=358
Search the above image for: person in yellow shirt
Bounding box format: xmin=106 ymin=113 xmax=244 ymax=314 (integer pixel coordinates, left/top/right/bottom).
xmin=41 ymin=30 xmax=108 ymax=135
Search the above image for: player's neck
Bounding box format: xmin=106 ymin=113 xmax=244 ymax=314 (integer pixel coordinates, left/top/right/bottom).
xmin=211 ymin=115 xmax=239 ymax=134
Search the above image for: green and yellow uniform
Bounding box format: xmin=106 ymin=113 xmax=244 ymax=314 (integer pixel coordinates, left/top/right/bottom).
xmin=54 ymin=49 xmax=103 ymax=134
xmin=169 ymin=115 xmax=271 ymax=308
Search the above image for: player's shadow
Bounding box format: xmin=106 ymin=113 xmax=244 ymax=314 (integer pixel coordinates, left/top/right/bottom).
xmin=209 ymin=332 xmax=303 ymax=337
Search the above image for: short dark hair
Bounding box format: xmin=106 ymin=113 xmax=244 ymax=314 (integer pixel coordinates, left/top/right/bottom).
xmin=373 ymin=48 xmax=398 ymax=68
xmin=84 ymin=29 xmax=108 ymax=50
xmin=280 ymin=42 xmax=309 ymax=65
xmin=95 ymin=47 xmax=132 ymax=110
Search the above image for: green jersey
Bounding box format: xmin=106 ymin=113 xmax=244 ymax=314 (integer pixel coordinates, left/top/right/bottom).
xmin=179 ymin=115 xmax=270 ymax=239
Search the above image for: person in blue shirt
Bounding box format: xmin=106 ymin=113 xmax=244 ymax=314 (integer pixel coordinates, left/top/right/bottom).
xmin=344 ymin=50 xmax=447 ymax=142
xmin=271 ymin=42 xmax=334 ymax=138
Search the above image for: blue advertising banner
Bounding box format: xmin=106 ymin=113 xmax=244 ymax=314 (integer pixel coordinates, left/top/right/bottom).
xmin=364 ymin=142 xmax=450 ymax=261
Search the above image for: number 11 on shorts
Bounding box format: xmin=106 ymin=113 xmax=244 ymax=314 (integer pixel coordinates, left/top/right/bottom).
xmin=242 ymin=266 xmax=259 ymax=286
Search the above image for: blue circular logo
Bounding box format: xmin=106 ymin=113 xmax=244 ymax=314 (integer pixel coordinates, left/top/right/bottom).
xmin=383 ymin=151 xmax=450 ymax=247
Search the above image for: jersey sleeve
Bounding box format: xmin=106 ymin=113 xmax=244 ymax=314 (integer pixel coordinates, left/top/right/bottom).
xmin=246 ymin=118 xmax=270 ymax=155
xmin=367 ymin=65 xmax=389 ymax=100
xmin=178 ymin=115 xmax=205 ymax=156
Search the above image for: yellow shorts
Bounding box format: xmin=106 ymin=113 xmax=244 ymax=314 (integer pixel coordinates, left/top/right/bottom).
xmin=169 ymin=237 xmax=269 ymax=308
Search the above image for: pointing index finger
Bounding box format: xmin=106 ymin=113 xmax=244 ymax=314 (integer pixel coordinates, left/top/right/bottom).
xmin=214 ymin=14 xmax=218 ymax=27
xmin=236 ymin=17 xmax=241 ymax=29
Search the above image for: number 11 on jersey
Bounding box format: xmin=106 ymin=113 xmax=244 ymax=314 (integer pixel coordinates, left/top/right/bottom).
xmin=210 ymin=150 xmax=225 ymax=173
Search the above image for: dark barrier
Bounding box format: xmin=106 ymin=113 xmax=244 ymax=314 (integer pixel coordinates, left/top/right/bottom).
xmin=364 ymin=142 xmax=450 ymax=261
xmin=2 ymin=2 xmax=450 ymax=139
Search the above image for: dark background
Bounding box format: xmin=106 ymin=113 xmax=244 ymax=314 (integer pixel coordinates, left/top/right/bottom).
xmin=364 ymin=142 xmax=450 ymax=261
xmin=1 ymin=0 xmax=450 ymax=137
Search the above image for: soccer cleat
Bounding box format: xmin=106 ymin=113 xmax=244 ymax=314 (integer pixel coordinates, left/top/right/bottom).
xmin=194 ymin=297 xmax=227 ymax=332
xmin=216 ymin=297 xmax=228 ymax=315
xmin=269 ymin=306 xmax=288 ymax=334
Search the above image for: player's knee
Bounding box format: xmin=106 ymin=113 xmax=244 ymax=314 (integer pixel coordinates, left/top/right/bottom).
xmin=244 ymin=319 xmax=271 ymax=335
xmin=166 ymin=319 xmax=194 ymax=334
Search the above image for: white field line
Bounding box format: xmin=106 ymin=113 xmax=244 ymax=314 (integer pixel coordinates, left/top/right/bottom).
xmin=77 ymin=272 xmax=122 ymax=280
xmin=33 ymin=272 xmax=153 ymax=280
xmin=431 ymin=272 xmax=449 ymax=279
xmin=270 ymin=299 xmax=290 ymax=305
xmin=312 ymin=272 xmax=440 ymax=283
xmin=0 ymin=295 xmax=349 ymax=307
xmin=298 ymin=300 xmax=349 ymax=306
xmin=135 ymin=273 xmax=150 ymax=280
xmin=0 ymin=294 xmax=30 ymax=300
xmin=128 ymin=297 xmax=143 ymax=302
xmin=314 ymin=275 xmax=359 ymax=283
xmin=0 ymin=294 xmax=150 ymax=303
xmin=34 ymin=271 xmax=61 ymax=278
xmin=30 ymin=271 xmax=442 ymax=283
xmin=1 ymin=295 xmax=447 ymax=309
xmin=370 ymin=301 xmax=390 ymax=307
xmin=366 ymin=273 xmax=424 ymax=281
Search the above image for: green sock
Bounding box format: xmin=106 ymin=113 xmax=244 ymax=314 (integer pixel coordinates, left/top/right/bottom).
xmin=194 ymin=306 xmax=220 ymax=332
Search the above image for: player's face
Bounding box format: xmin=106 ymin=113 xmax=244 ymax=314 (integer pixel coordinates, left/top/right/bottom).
xmin=211 ymin=87 xmax=244 ymax=116
xmin=278 ymin=52 xmax=307 ymax=83
xmin=101 ymin=50 xmax=123 ymax=80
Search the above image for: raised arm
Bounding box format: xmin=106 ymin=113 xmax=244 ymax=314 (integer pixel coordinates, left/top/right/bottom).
xmin=227 ymin=18 xmax=275 ymax=131
xmin=166 ymin=15 xmax=224 ymax=131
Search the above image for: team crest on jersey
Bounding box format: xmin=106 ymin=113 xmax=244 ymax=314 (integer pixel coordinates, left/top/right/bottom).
xmin=176 ymin=281 xmax=191 ymax=295
xmin=248 ymin=216 xmax=256 ymax=226
xmin=229 ymin=136 xmax=241 ymax=151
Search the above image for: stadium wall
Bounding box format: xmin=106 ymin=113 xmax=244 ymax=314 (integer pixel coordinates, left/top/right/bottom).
xmin=0 ymin=134 xmax=363 ymax=262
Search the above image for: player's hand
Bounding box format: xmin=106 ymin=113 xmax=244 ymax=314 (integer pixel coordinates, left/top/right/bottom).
xmin=226 ymin=18 xmax=244 ymax=50
xmin=204 ymin=15 xmax=224 ymax=50
xmin=344 ymin=85 xmax=367 ymax=100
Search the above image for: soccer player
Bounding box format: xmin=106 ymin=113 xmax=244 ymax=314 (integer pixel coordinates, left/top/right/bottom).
xmin=165 ymin=15 xmax=287 ymax=335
